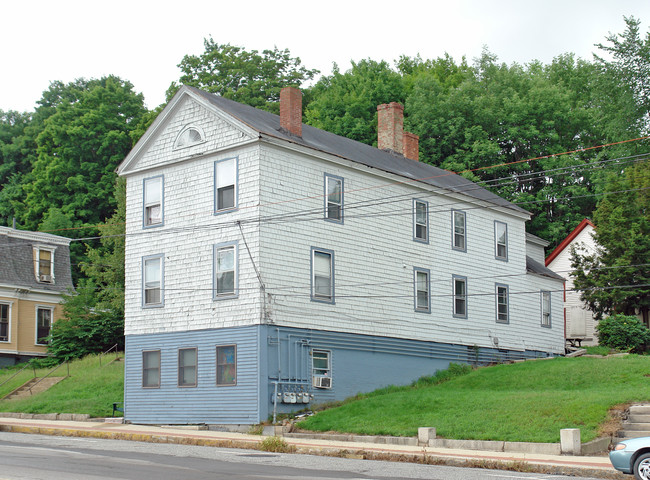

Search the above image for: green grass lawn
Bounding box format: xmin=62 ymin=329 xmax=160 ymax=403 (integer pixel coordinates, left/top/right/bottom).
xmin=298 ymin=355 xmax=650 ymax=443
xmin=0 ymin=355 xmax=123 ymax=418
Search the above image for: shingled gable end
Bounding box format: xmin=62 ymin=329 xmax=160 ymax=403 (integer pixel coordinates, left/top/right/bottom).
xmin=117 ymin=85 xmax=564 ymax=425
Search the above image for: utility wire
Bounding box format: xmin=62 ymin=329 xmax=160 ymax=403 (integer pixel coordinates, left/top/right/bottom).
xmin=30 ymin=143 xmax=650 ymax=236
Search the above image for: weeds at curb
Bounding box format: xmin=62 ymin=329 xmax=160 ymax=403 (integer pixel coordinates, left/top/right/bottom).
xmin=259 ymin=436 xmax=295 ymax=453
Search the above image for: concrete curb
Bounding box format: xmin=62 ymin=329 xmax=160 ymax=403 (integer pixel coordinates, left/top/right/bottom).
xmin=0 ymin=417 xmax=624 ymax=479
xmin=285 ymin=431 xmax=614 ymax=456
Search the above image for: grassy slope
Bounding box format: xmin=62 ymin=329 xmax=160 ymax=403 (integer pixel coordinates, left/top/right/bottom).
xmin=298 ymin=355 xmax=650 ymax=443
xmin=0 ymin=355 xmax=123 ymax=418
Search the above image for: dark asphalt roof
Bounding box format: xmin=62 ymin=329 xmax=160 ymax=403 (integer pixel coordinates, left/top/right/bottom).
xmin=188 ymin=87 xmax=528 ymax=215
xmin=526 ymin=256 xmax=564 ymax=281
xmin=0 ymin=230 xmax=74 ymax=293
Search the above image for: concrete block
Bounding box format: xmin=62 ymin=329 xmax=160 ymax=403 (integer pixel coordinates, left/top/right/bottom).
xmin=418 ymin=427 xmax=436 ymax=445
xmin=57 ymin=413 xmax=74 ymax=421
xmin=561 ymin=428 xmax=581 ymax=455
xmin=72 ymin=414 xmax=90 ymax=421
xmin=35 ymin=413 xmax=59 ymax=421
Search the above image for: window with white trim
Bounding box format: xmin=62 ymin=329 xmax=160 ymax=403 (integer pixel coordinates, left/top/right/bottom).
xmin=214 ymin=243 xmax=237 ymax=298
xmin=414 ymin=267 xmax=430 ymax=313
xmin=143 ymin=255 xmax=163 ymax=307
xmin=414 ymin=199 xmax=428 ymax=242
xmin=174 ymin=125 xmax=205 ymax=149
xmin=541 ymin=291 xmax=551 ymax=327
xmin=312 ymin=349 xmax=332 ymax=389
xmin=215 ymin=158 xmax=237 ymax=212
xmin=143 ymin=176 xmax=163 ymax=227
xmin=311 ymin=248 xmax=334 ymax=303
xmin=453 ymin=275 xmax=467 ymax=318
xmin=36 ymin=307 xmax=52 ymax=345
xmin=495 ymin=221 xmax=508 ymax=260
xmin=34 ymin=246 xmax=55 ymax=283
xmin=453 ymin=210 xmax=466 ymax=251
xmin=325 ymin=174 xmax=343 ymax=222
xmin=216 ymin=345 xmax=237 ymax=386
xmin=496 ymin=284 xmax=509 ymax=323
xmin=0 ymin=303 xmax=9 ymax=342
xmin=178 ymin=347 xmax=197 ymax=387
xmin=142 ymin=350 xmax=161 ymax=388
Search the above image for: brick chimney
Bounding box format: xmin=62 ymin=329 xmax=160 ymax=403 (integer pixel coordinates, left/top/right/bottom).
xmin=280 ymin=87 xmax=302 ymax=136
xmin=377 ymin=102 xmax=404 ymax=154
xmin=403 ymin=131 xmax=419 ymax=161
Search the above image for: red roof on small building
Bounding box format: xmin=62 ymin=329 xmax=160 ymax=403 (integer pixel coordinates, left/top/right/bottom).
xmin=545 ymin=218 xmax=596 ymax=266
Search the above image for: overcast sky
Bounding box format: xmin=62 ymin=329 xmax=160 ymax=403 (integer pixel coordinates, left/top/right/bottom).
xmin=2 ymin=0 xmax=650 ymax=112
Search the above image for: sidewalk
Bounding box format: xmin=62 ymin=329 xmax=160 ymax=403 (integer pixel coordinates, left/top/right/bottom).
xmin=0 ymin=416 xmax=624 ymax=479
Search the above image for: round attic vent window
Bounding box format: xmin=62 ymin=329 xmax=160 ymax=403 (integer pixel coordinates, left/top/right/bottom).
xmin=174 ymin=126 xmax=205 ymax=149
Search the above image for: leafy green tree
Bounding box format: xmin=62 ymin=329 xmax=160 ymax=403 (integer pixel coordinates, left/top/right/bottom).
xmin=50 ymin=179 xmax=127 ymax=360
xmin=406 ymin=51 xmax=607 ymax=246
xmin=168 ymin=39 xmax=319 ymax=113
xmin=595 ymin=16 xmax=650 ymax=133
xmin=81 ymin=177 xmax=126 ymax=321
xmin=571 ymin=159 xmax=650 ymax=324
xmin=49 ymin=280 xmax=124 ymax=361
xmin=305 ymin=59 xmax=406 ymax=146
xmin=0 ymin=110 xmax=38 ymax=227
xmin=11 ymin=77 xmax=146 ymax=279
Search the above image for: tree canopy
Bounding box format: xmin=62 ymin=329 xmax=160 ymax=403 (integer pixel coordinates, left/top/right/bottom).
xmin=167 ymin=39 xmax=319 ymax=113
xmin=571 ymin=159 xmax=650 ymax=324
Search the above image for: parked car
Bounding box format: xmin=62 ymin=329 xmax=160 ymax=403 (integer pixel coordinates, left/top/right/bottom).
xmin=610 ymin=437 xmax=650 ymax=479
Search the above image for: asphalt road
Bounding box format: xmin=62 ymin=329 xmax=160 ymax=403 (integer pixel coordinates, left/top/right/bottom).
xmin=0 ymin=432 xmax=608 ymax=480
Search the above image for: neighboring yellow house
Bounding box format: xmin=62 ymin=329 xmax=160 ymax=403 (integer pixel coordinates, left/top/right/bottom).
xmin=0 ymin=227 xmax=73 ymax=365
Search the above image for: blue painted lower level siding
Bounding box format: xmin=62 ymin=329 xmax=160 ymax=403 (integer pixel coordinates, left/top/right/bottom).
xmin=124 ymin=325 xmax=553 ymax=425
xmin=124 ymin=326 xmax=260 ymax=425
xmin=258 ymin=326 xmax=553 ymax=421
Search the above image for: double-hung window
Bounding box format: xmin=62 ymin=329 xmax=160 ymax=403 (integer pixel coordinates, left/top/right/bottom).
xmin=324 ymin=174 xmax=343 ymax=222
xmin=453 ymin=275 xmax=467 ymax=318
xmin=496 ymin=284 xmax=509 ymax=323
xmin=413 ymin=199 xmax=428 ymax=243
xmin=36 ymin=306 xmax=52 ymax=345
xmin=143 ymin=176 xmax=163 ymax=227
xmin=216 ymin=345 xmax=237 ymax=386
xmin=541 ymin=291 xmax=551 ymax=327
xmin=0 ymin=304 xmax=9 ymax=342
xmin=215 ymin=158 xmax=237 ymax=212
xmin=34 ymin=247 xmax=55 ymax=283
xmin=312 ymin=349 xmax=332 ymax=389
xmin=452 ymin=210 xmax=466 ymax=251
xmin=143 ymin=255 xmax=163 ymax=307
xmin=214 ymin=242 xmax=238 ymax=299
xmin=142 ymin=350 xmax=161 ymax=388
xmin=178 ymin=347 xmax=197 ymax=387
xmin=495 ymin=221 xmax=508 ymax=260
xmin=414 ymin=267 xmax=431 ymax=313
xmin=311 ymin=248 xmax=334 ymax=304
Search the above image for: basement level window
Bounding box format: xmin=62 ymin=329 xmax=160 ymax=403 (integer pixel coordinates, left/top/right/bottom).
xmin=142 ymin=350 xmax=161 ymax=388
xmin=312 ymin=350 xmax=332 ymax=389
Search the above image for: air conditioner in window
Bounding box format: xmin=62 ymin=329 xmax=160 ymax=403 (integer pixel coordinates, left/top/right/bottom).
xmin=39 ymin=275 xmax=53 ymax=283
xmin=313 ymin=376 xmax=331 ymax=389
